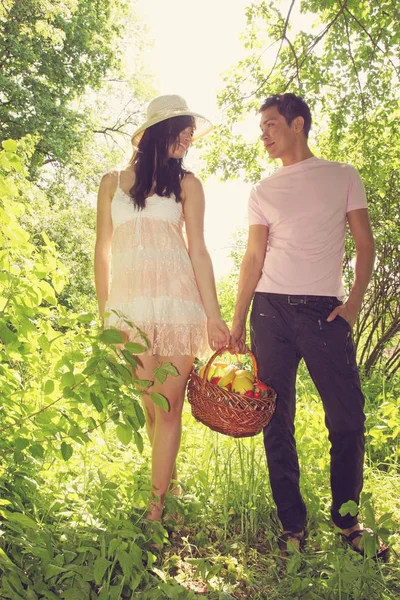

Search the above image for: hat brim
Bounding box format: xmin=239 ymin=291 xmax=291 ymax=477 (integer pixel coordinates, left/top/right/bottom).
xmin=131 ymin=109 xmax=213 ymax=149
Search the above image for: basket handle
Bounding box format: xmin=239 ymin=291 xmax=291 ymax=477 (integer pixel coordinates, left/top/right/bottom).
xmin=201 ymin=347 xmax=258 ymax=389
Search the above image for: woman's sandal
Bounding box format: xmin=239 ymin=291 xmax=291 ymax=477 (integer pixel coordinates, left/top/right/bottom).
xmin=278 ymin=531 xmax=305 ymax=553
xmin=339 ymin=528 xmax=390 ymax=560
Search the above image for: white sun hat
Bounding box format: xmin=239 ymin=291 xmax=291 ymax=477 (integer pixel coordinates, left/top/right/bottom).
xmin=131 ymin=94 xmax=213 ymax=149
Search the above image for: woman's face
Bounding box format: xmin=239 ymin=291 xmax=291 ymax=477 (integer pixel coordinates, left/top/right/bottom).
xmin=168 ymin=125 xmax=195 ymax=159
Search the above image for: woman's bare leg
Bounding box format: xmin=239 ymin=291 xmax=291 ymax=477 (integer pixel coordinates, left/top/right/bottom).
xmin=135 ymin=354 xmax=194 ymax=520
xmin=135 ymin=355 xmax=157 ymax=443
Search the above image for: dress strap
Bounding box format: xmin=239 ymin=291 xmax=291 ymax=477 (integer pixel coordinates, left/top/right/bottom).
xmin=117 ymin=170 xmax=121 ymax=189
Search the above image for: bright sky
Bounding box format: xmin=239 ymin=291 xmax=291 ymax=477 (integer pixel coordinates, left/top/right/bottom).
xmin=135 ymin=0 xmax=255 ymax=278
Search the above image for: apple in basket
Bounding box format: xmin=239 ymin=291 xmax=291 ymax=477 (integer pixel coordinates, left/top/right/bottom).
xmin=234 ymin=369 xmax=255 ymax=383
xmin=253 ymin=381 xmax=269 ymax=399
xmin=213 ymin=364 xmax=231 ymax=379
xmin=198 ymin=363 xmax=219 ymax=381
xmin=231 ymin=376 xmax=254 ymax=395
xmin=217 ymin=365 xmax=237 ymax=390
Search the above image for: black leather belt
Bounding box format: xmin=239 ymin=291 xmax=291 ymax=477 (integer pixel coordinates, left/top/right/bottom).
xmin=263 ymin=293 xmax=338 ymax=306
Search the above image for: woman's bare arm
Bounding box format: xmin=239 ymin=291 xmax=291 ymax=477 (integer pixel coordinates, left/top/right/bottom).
xmin=94 ymin=172 xmax=115 ymax=318
xmin=182 ymin=174 xmax=230 ymax=350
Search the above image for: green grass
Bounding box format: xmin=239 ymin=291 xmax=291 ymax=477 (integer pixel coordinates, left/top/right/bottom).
xmin=0 ymin=367 xmax=399 ymax=599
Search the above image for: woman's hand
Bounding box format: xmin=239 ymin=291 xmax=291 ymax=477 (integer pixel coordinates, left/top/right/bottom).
xmin=207 ymin=316 xmax=230 ymax=352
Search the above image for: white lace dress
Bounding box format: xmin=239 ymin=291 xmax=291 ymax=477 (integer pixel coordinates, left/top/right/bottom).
xmin=104 ymin=175 xmax=209 ymax=357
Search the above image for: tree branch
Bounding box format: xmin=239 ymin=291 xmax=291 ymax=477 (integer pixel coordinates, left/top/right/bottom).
xmin=93 ymin=126 xmax=131 ymax=138
xmin=242 ymin=0 xmax=297 ymax=99
xmin=283 ymin=34 xmax=301 ymax=89
xmin=341 ymin=4 xmax=367 ymax=139
xmin=344 ymin=7 xmax=400 ymax=80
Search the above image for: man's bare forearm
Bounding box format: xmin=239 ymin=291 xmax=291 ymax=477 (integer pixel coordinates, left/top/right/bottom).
xmin=346 ymin=242 xmax=375 ymax=312
xmin=233 ymin=253 xmax=264 ymax=325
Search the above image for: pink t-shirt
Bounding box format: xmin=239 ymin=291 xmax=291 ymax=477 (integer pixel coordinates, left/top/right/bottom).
xmin=248 ymin=156 xmax=367 ymax=298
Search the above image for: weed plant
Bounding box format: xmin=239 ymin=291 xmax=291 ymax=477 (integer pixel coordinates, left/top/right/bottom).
xmin=0 ymin=362 xmax=398 ymax=599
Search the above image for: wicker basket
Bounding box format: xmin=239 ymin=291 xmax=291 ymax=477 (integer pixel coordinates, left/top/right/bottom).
xmin=187 ymin=348 xmax=276 ymax=438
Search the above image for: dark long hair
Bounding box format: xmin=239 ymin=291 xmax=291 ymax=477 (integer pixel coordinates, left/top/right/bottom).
xmin=129 ymin=115 xmax=194 ymax=209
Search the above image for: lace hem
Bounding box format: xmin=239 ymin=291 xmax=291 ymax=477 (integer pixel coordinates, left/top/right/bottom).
xmin=112 ymin=321 xmax=209 ymax=358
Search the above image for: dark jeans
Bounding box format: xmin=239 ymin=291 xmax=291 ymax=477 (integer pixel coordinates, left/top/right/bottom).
xmin=250 ymin=292 xmax=365 ymax=532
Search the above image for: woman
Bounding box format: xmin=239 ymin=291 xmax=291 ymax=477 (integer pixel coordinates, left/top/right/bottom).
xmin=95 ymin=94 xmax=230 ymax=521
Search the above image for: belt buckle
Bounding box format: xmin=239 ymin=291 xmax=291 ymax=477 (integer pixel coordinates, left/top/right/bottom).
xmin=288 ymin=295 xmax=306 ymax=305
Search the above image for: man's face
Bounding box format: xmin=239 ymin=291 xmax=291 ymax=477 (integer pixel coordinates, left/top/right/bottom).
xmin=259 ymin=106 xmax=298 ymax=160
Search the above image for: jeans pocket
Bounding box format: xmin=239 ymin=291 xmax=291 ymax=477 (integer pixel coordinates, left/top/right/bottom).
xmin=318 ymin=315 xmax=355 ymax=369
xmin=336 ymin=314 xmax=351 ymax=329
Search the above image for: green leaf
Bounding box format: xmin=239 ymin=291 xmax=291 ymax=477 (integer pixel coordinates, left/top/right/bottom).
xmin=116 ymin=549 xmax=134 ymax=579
xmin=134 ymin=378 xmax=153 ymax=390
xmin=376 ymin=527 xmax=391 ymax=542
xmin=154 ymin=368 xmax=167 ymax=384
xmin=29 ymin=444 xmax=44 ymax=459
xmin=160 ymin=362 xmax=179 ymax=377
xmin=44 ymin=380 xmax=55 ymax=395
xmin=121 ymin=349 xmax=138 ymax=367
xmin=61 ymin=372 xmax=75 ymax=388
xmin=62 ymin=387 xmax=74 ymax=399
xmin=133 ymin=431 xmax=144 ymax=454
xmin=132 ymin=399 xmax=145 ymax=428
xmin=124 ymin=342 xmax=146 ymax=354
xmin=15 ymin=437 xmax=30 ymax=451
xmin=2 ymin=139 xmax=17 ymax=152
xmin=150 ymin=392 xmax=170 ymax=412
xmin=61 ymin=588 xmax=88 ymax=600
xmin=77 ymin=312 xmax=95 ymax=324
xmin=61 ymin=442 xmax=73 ymax=461
xmin=93 ymin=556 xmax=111 ymax=585
xmin=3 ymin=510 xmax=39 ymax=530
xmin=44 ymin=563 xmax=68 ymax=581
xmin=153 ymin=362 xmax=179 ymax=384
xmin=0 ymin=323 xmax=18 ymax=345
xmin=90 ymin=391 xmax=104 ymax=413
xmin=377 ymin=512 xmax=395 ymax=527
xmin=361 ymin=530 xmax=378 ymax=558
xmin=38 ymin=280 xmax=57 ymax=305
xmin=0 ymin=547 xmax=16 ymax=568
xmin=339 ymin=500 xmax=358 ymax=517
xmin=99 ymin=329 xmax=124 ymax=344
xmin=116 ymin=424 xmax=132 ymax=445
xmin=364 ymin=501 xmax=376 ymax=528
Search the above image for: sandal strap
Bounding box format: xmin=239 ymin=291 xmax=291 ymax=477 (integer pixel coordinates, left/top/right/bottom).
xmin=347 ymin=528 xmax=371 ymax=543
xmin=280 ymin=531 xmax=304 ymax=542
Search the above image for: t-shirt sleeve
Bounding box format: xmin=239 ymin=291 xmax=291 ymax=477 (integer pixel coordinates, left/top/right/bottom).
xmin=248 ymin=186 xmax=269 ymax=226
xmin=347 ymin=167 xmax=367 ymax=212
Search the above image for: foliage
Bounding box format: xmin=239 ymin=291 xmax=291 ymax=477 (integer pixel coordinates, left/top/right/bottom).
xmin=0 ymin=0 xmax=132 ymax=174
xmin=0 ymin=2 xmax=399 ymax=598
xmin=0 ymin=142 xmax=152 ymax=464
xmin=217 ymin=230 xmax=247 ymax=327
xmin=0 ymin=0 xmax=155 ymax=310
xmin=1 ymin=142 xmax=215 ymax=599
xmin=0 ymin=142 xmax=399 ymax=599
xmin=19 ymin=172 xmax=98 ymax=313
xmin=205 ymin=0 xmax=400 ymax=376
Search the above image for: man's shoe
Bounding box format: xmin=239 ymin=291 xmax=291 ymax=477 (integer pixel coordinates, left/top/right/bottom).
xmin=339 ymin=528 xmax=389 ymax=560
xmin=278 ymin=530 xmax=305 ymax=554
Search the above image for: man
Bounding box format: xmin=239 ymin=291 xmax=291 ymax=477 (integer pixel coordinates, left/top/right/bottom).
xmin=230 ymin=93 xmax=379 ymax=554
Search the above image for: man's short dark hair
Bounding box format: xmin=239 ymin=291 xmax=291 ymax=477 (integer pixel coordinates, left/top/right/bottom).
xmin=259 ymin=93 xmax=312 ymax=138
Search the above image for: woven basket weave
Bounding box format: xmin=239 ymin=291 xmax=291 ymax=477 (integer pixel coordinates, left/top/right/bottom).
xmin=187 ymin=348 xmax=276 ymax=438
